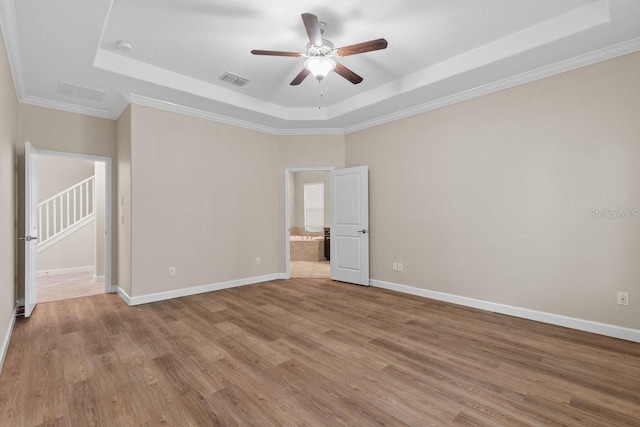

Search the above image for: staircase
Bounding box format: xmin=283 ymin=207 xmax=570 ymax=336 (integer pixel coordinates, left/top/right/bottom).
xmin=37 ymin=176 xmax=95 ymax=252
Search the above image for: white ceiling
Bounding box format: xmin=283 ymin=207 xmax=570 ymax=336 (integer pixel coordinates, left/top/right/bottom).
xmin=1 ymin=0 xmax=639 ymax=134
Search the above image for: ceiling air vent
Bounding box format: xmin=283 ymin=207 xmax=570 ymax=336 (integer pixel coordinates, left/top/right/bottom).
xmin=57 ymin=81 xmax=107 ymax=102
xmin=219 ymin=72 xmax=250 ymax=87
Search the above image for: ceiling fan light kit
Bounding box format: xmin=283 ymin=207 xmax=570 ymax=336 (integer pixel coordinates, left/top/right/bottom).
xmin=304 ymin=57 xmax=336 ymax=80
xmin=251 ymin=12 xmax=388 ymax=87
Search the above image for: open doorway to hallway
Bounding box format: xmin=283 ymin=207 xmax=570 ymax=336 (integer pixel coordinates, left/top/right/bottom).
xmin=35 ymin=154 xmax=106 ymax=303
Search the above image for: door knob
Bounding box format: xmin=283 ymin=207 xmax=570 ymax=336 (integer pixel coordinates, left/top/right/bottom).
xmin=357 ymin=229 xmax=367 ymax=234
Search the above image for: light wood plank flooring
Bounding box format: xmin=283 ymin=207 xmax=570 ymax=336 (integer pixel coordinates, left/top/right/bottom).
xmin=1 ymin=279 xmax=639 ymax=426
xmin=37 ymin=271 xmax=104 ymax=303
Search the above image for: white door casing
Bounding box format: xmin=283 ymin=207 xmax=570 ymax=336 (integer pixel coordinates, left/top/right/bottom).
xmin=330 ymin=165 xmax=369 ymax=286
xmin=24 ymin=141 xmax=38 ymax=317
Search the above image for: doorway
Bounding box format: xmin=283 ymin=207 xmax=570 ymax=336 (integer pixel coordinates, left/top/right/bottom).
xmin=24 ymin=146 xmax=112 ymax=313
xmin=285 ymin=168 xmax=333 ymax=279
xmin=36 ymin=154 xmax=106 ymax=302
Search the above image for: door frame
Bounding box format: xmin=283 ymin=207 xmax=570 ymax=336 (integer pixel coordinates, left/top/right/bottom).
xmin=284 ymin=167 xmax=334 ymax=279
xmin=30 ymin=148 xmax=114 ymax=294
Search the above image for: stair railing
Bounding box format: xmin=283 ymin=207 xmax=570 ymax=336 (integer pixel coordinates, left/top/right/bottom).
xmin=37 ymin=175 xmax=95 ymax=251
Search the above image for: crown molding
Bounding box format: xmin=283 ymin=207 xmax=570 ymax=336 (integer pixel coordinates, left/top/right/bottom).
xmin=112 ymin=93 xmax=130 ymax=120
xmin=126 ymin=93 xmax=286 ymax=135
xmin=82 ymin=36 xmax=640 ymax=135
xmin=20 ymin=95 xmax=116 ymax=119
xmin=112 ymin=35 xmax=640 ymax=136
xmin=4 ymin=0 xmax=638 ymax=137
xmin=0 ymin=0 xmax=25 ymax=99
xmin=125 ymin=93 xmax=344 ymax=136
xmin=344 ymin=36 xmax=640 ymax=134
xmin=273 ymin=127 xmax=344 ymax=136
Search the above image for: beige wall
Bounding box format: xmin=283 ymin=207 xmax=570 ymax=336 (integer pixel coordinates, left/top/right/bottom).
xmin=37 ymin=223 xmax=94 ymax=273
xmin=345 ymin=51 xmax=640 ymax=330
xmin=129 ymin=105 xmax=278 ymax=296
xmin=37 ymin=155 xmax=94 ymax=201
xmin=15 ymin=104 xmax=116 ymax=298
xmin=0 ymin=30 xmax=17 ymax=357
xmin=116 ymin=106 xmax=131 ymax=294
xmin=17 ymin=104 xmax=116 ymax=158
xmin=127 ymin=105 xmax=344 ymax=297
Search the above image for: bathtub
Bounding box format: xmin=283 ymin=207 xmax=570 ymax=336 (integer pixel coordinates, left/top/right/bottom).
xmin=290 ymin=235 xmax=325 ymax=261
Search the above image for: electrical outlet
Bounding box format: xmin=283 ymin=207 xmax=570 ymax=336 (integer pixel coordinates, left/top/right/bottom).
xmin=256 ymin=257 xmax=261 ymax=265
xmin=169 ymin=266 xmax=176 ymax=277
xmin=397 ymin=262 xmax=403 ymax=272
xmin=617 ymin=291 xmax=629 ymax=306
xmin=392 ymin=262 xmax=398 ymax=271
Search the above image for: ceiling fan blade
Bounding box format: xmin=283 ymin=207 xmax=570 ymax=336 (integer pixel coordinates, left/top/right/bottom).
xmin=290 ymin=68 xmax=311 ymax=86
xmin=301 ymin=13 xmax=323 ymax=47
xmin=337 ymin=38 xmax=388 ymax=57
xmin=334 ymin=63 xmax=363 ymax=84
xmin=251 ymin=50 xmax=301 ymax=57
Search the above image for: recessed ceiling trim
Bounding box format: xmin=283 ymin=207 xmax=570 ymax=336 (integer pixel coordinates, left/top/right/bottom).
xmin=93 ymin=0 xmax=609 ymax=125
xmin=125 ymin=93 xmax=344 ymax=136
xmin=124 ymin=33 xmax=640 ymax=136
xmin=15 ymin=35 xmax=640 ymax=138
xmin=93 ymin=49 xmax=329 ymax=122
xmin=5 ymin=0 xmax=638 ymax=134
xmin=20 ymin=95 xmax=116 ymax=120
xmin=330 ymin=0 xmax=611 ymax=119
xmin=344 ymin=36 xmax=640 ymax=134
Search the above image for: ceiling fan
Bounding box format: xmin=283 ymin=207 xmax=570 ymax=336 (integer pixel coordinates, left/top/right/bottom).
xmin=251 ymin=13 xmax=388 ymax=86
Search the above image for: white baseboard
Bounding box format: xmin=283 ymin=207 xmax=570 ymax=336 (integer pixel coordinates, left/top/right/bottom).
xmin=93 ymin=275 xmax=105 ymax=282
xmin=37 ymin=266 xmax=94 ymax=277
xmin=116 ymin=286 xmax=132 ymax=305
xmin=117 ymin=273 xmax=288 ymax=306
xmin=0 ymin=305 xmax=17 ymax=375
xmin=370 ymin=279 xmax=640 ymax=343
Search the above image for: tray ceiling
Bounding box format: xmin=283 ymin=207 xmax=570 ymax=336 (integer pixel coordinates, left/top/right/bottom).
xmin=1 ymin=0 xmax=639 ymax=134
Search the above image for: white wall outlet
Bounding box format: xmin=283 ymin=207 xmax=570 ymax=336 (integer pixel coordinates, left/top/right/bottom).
xmin=392 ymin=262 xmax=398 ymax=271
xmin=397 ymin=262 xmax=404 ymax=272
xmin=617 ymin=291 xmax=629 ymax=306
xmin=169 ymin=266 xmax=176 ymax=277
xmin=256 ymin=256 xmax=261 ymax=265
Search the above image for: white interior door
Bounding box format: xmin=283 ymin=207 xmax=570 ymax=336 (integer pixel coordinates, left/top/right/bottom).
xmin=24 ymin=142 xmax=38 ymax=317
xmin=330 ymin=165 xmax=369 ymax=285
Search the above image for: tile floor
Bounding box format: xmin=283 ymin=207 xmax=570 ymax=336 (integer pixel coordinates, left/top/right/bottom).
xmin=290 ymin=260 xmax=330 ymax=279
xmin=37 ymin=271 xmax=104 ymax=303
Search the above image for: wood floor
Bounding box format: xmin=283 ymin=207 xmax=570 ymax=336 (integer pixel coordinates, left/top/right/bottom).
xmin=1 ymin=279 xmax=639 ymax=426
xmin=37 ymin=271 xmax=104 ymax=303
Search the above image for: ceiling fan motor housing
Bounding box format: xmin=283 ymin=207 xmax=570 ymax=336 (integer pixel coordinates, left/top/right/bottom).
xmin=306 ymin=40 xmax=335 ymax=58
xmin=251 ymin=12 xmax=387 ymax=85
